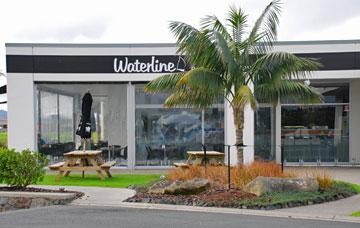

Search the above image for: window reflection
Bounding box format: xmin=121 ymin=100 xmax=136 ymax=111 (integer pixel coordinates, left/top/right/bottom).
xmin=282 ymin=105 xmax=349 ymax=163
xmin=135 ymin=85 xmax=225 ymax=166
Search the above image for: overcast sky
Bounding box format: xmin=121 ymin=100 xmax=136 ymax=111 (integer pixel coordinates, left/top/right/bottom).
xmin=0 ymin=0 xmax=360 ymax=109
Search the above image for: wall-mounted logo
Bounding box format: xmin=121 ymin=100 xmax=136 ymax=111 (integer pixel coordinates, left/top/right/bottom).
xmin=113 ymin=56 xmax=187 ymax=73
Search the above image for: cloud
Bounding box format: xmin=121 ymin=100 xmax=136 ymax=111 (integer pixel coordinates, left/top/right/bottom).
xmin=279 ymin=0 xmax=360 ymax=40
xmin=14 ymin=17 xmax=109 ymax=42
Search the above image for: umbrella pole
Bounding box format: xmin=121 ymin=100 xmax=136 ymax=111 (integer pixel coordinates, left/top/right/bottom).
xmin=82 ymin=139 xmax=86 ymax=178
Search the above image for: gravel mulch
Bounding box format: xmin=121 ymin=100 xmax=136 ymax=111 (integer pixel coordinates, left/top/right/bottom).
xmin=126 ymin=186 xmax=256 ymax=207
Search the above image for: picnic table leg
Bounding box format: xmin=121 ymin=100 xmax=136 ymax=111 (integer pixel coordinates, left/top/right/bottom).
xmin=96 ymin=170 xmax=105 ymax=180
xmin=80 ymin=158 xmax=86 ymax=178
xmin=64 ymin=171 xmax=71 ymax=177
xmin=88 ymin=157 xmax=105 ymax=180
xmin=104 ymin=168 xmax=112 ymax=178
xmin=56 ymin=171 xmax=64 ymax=181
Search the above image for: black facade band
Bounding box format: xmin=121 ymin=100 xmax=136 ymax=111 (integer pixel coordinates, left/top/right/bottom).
xmin=6 ymin=52 xmax=360 ymax=73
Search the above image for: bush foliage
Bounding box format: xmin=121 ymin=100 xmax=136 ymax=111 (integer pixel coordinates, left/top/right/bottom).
xmin=0 ymin=148 xmax=48 ymax=187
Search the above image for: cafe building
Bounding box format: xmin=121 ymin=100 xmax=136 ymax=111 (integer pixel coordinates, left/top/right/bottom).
xmin=5 ymin=40 xmax=360 ymax=169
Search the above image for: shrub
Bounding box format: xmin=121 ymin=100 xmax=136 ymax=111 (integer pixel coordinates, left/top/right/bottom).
xmin=0 ymin=148 xmax=48 ymax=188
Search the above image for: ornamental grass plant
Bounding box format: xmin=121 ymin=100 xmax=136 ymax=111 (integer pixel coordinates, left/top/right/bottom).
xmin=168 ymin=161 xmax=296 ymax=189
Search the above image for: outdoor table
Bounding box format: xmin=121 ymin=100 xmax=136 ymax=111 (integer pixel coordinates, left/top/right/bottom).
xmin=56 ymin=150 xmax=109 ymax=181
xmin=187 ymin=151 xmax=225 ymax=166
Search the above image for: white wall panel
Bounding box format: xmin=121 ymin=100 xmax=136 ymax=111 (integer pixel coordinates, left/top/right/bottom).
xmin=7 ymin=73 xmax=36 ymax=151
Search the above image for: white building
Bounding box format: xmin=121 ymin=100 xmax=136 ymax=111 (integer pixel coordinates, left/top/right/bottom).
xmin=5 ymin=40 xmax=360 ymax=169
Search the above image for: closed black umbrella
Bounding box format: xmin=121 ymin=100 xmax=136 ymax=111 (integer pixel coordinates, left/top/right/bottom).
xmin=76 ymin=91 xmax=93 ymax=149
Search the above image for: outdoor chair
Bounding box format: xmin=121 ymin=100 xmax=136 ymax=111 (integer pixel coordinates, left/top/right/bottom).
xmin=145 ymin=145 xmax=164 ymax=165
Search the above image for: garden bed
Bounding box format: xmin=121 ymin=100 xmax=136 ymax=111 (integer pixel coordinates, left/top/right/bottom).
xmin=125 ymin=182 xmax=358 ymax=210
xmin=0 ymin=187 xmax=84 ymax=212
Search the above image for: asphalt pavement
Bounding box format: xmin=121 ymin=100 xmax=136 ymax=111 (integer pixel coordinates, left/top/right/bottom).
xmin=0 ymin=205 xmax=359 ymax=228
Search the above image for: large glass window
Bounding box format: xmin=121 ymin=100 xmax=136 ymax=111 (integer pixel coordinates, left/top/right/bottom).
xmin=135 ymin=85 xmax=224 ymax=166
xmin=135 ymin=108 xmax=202 ymax=166
xmin=254 ymin=107 xmax=274 ymax=161
xmin=36 ymin=83 xmax=128 ymax=166
xmin=281 ymin=83 xmax=349 ymax=163
xmin=59 ymin=95 xmax=74 ymax=143
xmin=38 ymin=90 xmax=75 ymax=163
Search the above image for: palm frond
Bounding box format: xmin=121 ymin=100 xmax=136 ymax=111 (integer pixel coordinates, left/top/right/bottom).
xmin=177 ymin=67 xmax=224 ymax=92
xmin=200 ymin=15 xmax=233 ymax=42
xmin=169 ymin=21 xmax=223 ymax=71
xmin=255 ymin=80 xmax=322 ymax=105
xmin=145 ymin=73 xmax=184 ymax=93
xmin=232 ymin=85 xmax=257 ymax=110
xmin=164 ymin=87 xmax=219 ymax=108
xmin=212 ymin=30 xmax=239 ymax=80
xmin=278 ymin=80 xmax=322 ymax=103
xmin=247 ymin=0 xmax=281 ymax=54
xmin=251 ymin=52 xmax=322 ymax=83
xmin=227 ymin=5 xmax=248 ymax=45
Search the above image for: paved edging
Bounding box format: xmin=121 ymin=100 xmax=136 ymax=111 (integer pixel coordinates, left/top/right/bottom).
xmin=0 ymin=191 xmax=77 ymax=212
xmin=0 ymin=191 xmax=76 ymax=200
xmin=110 ymin=202 xmax=360 ymax=224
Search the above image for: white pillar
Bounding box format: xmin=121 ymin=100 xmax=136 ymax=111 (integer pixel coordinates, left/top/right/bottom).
xmin=350 ymin=79 xmax=360 ymax=163
xmin=243 ymin=100 xmax=254 ymax=164
xmin=126 ymin=82 xmax=136 ymax=169
xmin=224 ymin=99 xmax=237 ymax=165
xmin=275 ymin=101 xmax=282 ymax=163
xmin=8 ymin=73 xmax=36 ymax=151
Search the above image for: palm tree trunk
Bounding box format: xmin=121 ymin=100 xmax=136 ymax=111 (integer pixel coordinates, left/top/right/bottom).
xmin=233 ymin=106 xmax=245 ymax=165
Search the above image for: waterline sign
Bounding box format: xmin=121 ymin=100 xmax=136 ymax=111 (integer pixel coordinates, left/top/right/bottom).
xmin=114 ymin=56 xmax=187 ymax=73
xmin=6 ymin=55 xmax=189 ymax=73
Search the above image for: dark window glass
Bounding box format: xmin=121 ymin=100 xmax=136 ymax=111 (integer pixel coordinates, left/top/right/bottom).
xmin=281 ymin=105 xmax=349 ymax=163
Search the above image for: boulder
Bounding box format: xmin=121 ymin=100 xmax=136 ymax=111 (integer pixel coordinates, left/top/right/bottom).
xmin=147 ymin=180 xmax=172 ymax=194
xmin=148 ymin=178 xmax=210 ymax=195
xmin=244 ymin=176 xmax=319 ymax=196
xmin=164 ymin=178 xmax=210 ymax=195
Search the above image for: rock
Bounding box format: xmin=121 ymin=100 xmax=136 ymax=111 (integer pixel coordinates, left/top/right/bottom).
xmin=148 ymin=179 xmax=210 ymax=195
xmin=147 ymin=180 xmax=172 ymax=194
xmin=163 ymin=178 xmax=210 ymax=195
xmin=0 ymin=197 xmax=9 ymax=205
xmin=9 ymin=197 xmax=32 ymax=209
xmin=244 ymin=176 xmax=319 ymax=196
xmin=30 ymin=198 xmax=50 ymax=208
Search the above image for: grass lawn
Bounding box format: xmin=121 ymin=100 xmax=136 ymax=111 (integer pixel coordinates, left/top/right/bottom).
xmin=351 ymin=211 xmax=360 ymax=217
xmin=37 ymin=173 xmax=161 ymax=188
xmin=0 ymin=131 xmax=7 ymax=147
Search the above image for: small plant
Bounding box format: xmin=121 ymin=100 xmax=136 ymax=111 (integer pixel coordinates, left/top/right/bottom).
xmin=0 ymin=148 xmax=48 ymax=188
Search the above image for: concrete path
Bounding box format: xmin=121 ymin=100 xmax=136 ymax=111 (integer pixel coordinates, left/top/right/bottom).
xmin=277 ymin=194 xmax=360 ymax=216
xmin=34 ymin=185 xmax=135 ymax=206
xmin=278 ymin=167 xmax=360 ymax=216
xmin=285 ymin=167 xmax=360 ymax=185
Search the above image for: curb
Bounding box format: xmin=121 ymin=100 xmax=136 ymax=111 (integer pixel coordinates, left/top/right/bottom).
xmin=71 ymin=201 xmax=360 ymax=224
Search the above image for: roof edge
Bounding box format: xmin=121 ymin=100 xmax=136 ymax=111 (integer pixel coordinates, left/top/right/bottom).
xmin=5 ymin=39 xmax=360 ymax=48
xmin=5 ymin=43 xmax=178 ymax=48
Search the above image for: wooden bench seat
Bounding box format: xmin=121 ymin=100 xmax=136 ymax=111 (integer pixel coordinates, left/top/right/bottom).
xmin=100 ymin=161 xmax=116 ymax=168
xmin=100 ymin=161 xmax=116 ymax=177
xmin=173 ymin=162 xmax=189 ymax=168
xmin=49 ymin=162 xmax=65 ymax=171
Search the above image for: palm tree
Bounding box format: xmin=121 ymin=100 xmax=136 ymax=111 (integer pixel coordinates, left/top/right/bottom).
xmin=145 ymin=0 xmax=322 ymax=164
